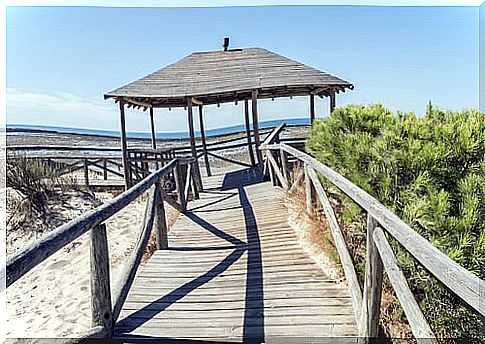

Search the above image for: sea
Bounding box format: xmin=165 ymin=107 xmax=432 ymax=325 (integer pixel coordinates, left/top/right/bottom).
xmin=7 ymin=118 xmax=310 ymax=140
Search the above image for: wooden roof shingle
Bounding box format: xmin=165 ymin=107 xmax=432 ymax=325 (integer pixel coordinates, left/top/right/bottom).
xmin=104 ymin=48 xmax=353 ymax=108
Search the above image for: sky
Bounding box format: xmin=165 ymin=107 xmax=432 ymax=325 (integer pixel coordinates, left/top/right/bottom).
xmin=6 ymin=4 xmax=480 ymax=133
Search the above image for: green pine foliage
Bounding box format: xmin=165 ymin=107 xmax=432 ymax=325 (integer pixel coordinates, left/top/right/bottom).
xmin=306 ymin=104 xmax=485 ymax=340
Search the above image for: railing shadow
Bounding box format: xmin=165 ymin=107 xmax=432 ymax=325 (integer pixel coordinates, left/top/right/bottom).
xmin=115 ymin=170 xmax=265 ymax=342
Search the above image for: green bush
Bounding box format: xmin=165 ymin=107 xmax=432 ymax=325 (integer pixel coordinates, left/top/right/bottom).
xmin=306 ymin=103 xmax=485 ymax=340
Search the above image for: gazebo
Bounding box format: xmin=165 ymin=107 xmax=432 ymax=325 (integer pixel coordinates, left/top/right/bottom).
xmin=104 ymin=40 xmax=353 ymax=190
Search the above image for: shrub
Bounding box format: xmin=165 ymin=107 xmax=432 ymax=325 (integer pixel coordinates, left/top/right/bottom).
xmin=7 ymin=155 xmax=62 ymax=213
xmin=306 ymin=104 xmax=485 ymax=341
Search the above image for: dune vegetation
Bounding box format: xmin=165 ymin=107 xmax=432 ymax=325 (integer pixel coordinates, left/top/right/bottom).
xmin=306 ymin=103 xmax=485 ymax=340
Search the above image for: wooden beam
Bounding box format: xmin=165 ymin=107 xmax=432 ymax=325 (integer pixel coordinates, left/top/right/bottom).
xmin=125 ymin=97 xmax=152 ymax=108
xmin=187 ymin=98 xmax=203 ymax=191
xmin=155 ymin=182 xmax=168 ymax=250
xmin=359 ymin=214 xmax=383 ymax=339
xmin=309 ymin=94 xmax=315 ymax=123
xmin=191 ymin=97 xmax=203 ymax=106
xmin=90 ymin=223 xmax=112 ymax=335
xmin=198 ymin=105 xmax=211 ymax=177
xmin=149 ymin=107 xmax=157 ymax=150
xmin=112 ymin=184 xmax=159 ymax=322
xmin=330 ymin=91 xmax=336 ymax=113
xmin=304 ymin=163 xmax=312 ymax=215
xmin=119 ymin=100 xmax=131 ymax=190
xmin=310 ymin=87 xmax=327 ymax=95
xmin=244 ymin=100 xmax=256 ymax=166
xmin=251 ymin=90 xmax=263 ymax=165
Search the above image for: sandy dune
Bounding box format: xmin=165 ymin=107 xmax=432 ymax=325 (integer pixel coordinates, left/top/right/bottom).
xmin=6 ymin=195 xmax=178 ymax=339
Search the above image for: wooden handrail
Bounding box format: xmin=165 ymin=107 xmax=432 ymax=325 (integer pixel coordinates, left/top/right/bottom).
xmin=6 ymin=159 xmax=177 ymax=288
xmin=261 ymin=142 xmax=485 ymax=340
xmin=261 ymin=123 xmax=286 ymax=147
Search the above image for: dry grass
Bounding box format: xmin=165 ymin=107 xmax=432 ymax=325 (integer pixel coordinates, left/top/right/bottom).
xmin=285 ymin=167 xmax=413 ymax=341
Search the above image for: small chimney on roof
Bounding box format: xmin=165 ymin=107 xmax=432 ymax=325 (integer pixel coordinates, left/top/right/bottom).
xmin=223 ymin=37 xmax=230 ymax=52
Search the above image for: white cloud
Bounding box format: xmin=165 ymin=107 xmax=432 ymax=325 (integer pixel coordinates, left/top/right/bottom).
xmin=6 ymin=88 xmax=119 ymax=130
xmin=6 ymin=88 xmax=327 ymax=132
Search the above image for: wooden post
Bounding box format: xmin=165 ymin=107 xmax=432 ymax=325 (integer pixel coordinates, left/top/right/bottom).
xmin=187 ymin=98 xmax=203 ymax=191
xmin=149 ymin=107 xmax=157 ymax=150
xmin=252 ymin=90 xmax=263 ymax=166
xmin=309 ymin=94 xmax=315 ymax=123
xmin=155 ymin=181 xmax=168 ymax=250
xmin=279 ymin=148 xmax=289 ymax=187
xmin=244 ymin=100 xmax=256 ymax=166
xmin=90 ymin=223 xmax=113 ymax=335
xmin=190 ymin=161 xmax=200 ymax=200
xmin=119 ymin=100 xmax=130 ymax=190
xmin=359 ymin=214 xmax=384 ymax=339
xmin=304 ymin=163 xmax=312 ymax=215
xmin=174 ymin=161 xmax=186 ymax=212
xmin=103 ymin=159 xmax=108 ymax=180
xmin=84 ymin=159 xmax=89 ymax=187
xmin=198 ymin=105 xmax=211 ymax=177
xmin=268 ymin=152 xmax=277 ymax=186
xmin=330 ymin=91 xmax=336 ymax=114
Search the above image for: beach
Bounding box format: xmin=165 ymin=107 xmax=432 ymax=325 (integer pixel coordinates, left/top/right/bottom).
xmin=5 ymin=125 xmax=309 ymax=339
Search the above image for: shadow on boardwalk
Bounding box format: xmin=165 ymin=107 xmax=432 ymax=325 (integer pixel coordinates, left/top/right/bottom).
xmin=115 ymin=168 xmax=265 ymax=342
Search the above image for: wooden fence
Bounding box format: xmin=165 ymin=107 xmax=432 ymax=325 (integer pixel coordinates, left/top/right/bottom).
xmin=7 ymin=125 xmax=307 ymax=188
xmin=5 ymin=157 xmax=199 ymax=339
xmin=260 ymin=134 xmax=485 ymax=342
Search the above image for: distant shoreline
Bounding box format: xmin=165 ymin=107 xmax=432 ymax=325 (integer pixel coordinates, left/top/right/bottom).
xmin=6 ymin=118 xmax=311 ymax=141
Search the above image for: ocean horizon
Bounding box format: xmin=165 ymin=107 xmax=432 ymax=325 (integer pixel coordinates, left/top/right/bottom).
xmin=6 ymin=118 xmax=310 ymax=140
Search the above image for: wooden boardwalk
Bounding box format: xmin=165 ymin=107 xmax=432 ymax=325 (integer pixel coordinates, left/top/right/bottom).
xmin=114 ymin=168 xmax=358 ymax=342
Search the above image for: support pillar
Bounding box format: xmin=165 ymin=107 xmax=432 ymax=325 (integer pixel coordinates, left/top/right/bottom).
xmin=330 ymin=91 xmax=336 ymax=113
xmin=251 ymin=90 xmax=263 ymax=166
xmin=244 ymin=100 xmax=256 ymax=166
xmin=187 ymin=98 xmax=203 ymax=191
xmin=149 ymin=107 xmax=157 ymax=149
xmin=310 ymin=94 xmax=315 ymax=123
xmin=118 ymin=99 xmax=130 ymax=190
xmin=198 ymin=105 xmax=211 ymax=177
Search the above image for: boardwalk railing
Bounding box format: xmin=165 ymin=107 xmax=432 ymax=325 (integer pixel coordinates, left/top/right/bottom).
xmin=261 ymin=139 xmax=485 ymax=342
xmin=5 ymin=157 xmax=199 ymax=338
xmin=8 ymin=125 xmax=307 ymax=188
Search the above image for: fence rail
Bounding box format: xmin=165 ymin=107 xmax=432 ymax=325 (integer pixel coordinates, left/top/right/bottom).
xmin=261 ymin=138 xmax=485 ymax=342
xmin=5 ymin=157 xmax=199 ymax=337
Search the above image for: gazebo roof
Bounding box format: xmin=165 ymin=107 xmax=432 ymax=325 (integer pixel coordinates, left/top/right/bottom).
xmin=104 ymin=47 xmax=353 ymax=108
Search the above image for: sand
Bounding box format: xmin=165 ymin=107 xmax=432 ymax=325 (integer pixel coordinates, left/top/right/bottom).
xmin=5 ymin=192 xmax=179 ymax=339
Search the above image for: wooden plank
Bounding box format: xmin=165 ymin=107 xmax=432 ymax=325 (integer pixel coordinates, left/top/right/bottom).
xmin=90 ymin=223 xmax=112 ymax=334
xmin=373 ymin=227 xmax=435 ymax=341
xmin=276 ymin=142 xmax=485 ymax=316
xmin=306 ymin=166 xmax=363 ymax=324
